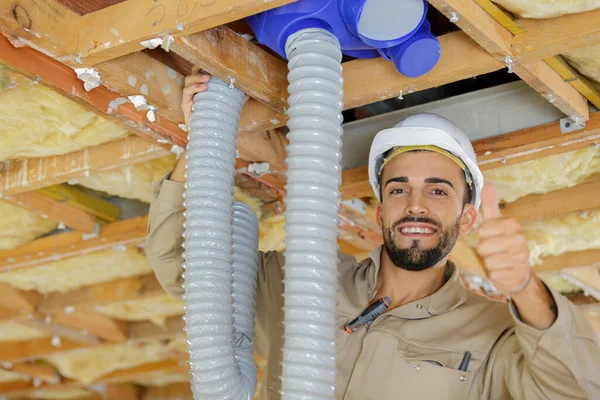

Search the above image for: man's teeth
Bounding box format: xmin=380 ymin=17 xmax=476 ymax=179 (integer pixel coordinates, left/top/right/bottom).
xmin=401 ymin=227 xmax=434 ymax=234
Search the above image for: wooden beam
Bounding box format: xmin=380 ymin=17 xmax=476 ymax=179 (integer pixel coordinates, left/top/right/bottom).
xmin=76 ymin=0 xmax=297 ymax=65
xmin=38 ymin=184 xmax=120 ymax=223
xmin=0 ymin=216 xmax=148 ymax=271
xmin=339 ymin=112 xmax=600 ymax=200
xmin=0 ymin=0 xmax=79 ymax=62
xmin=38 ymin=274 xmax=164 ymax=316
xmin=0 ymin=136 xmax=171 ymax=196
xmin=237 ymin=130 xmax=289 ymax=176
xmin=51 ymin=311 xmax=128 ymax=343
xmin=172 ymin=26 xmax=288 ymax=113
xmin=143 ymin=382 xmax=193 ymax=400
xmin=0 ymin=317 xmax=184 ymax=362
xmin=0 ymin=283 xmax=38 ymax=314
xmin=500 ymin=176 xmax=600 ymax=223
xmin=2 ymin=191 xmax=97 ymax=233
xmin=428 ymin=0 xmax=589 ymax=122
xmin=18 ymin=314 xmax=102 ymax=346
xmin=97 ymin=360 xmax=186 ymax=385
xmin=511 ymin=8 xmax=600 ymax=63
xmin=567 ymin=294 xmax=599 ymax=306
xmin=536 ymin=249 xmax=600 ymax=273
xmin=0 ymin=35 xmax=188 ymax=146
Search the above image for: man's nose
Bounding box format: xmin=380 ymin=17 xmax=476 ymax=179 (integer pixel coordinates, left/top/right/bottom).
xmin=405 ymin=193 xmax=428 ymax=215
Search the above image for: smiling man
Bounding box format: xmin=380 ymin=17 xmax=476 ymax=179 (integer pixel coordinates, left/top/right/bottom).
xmin=145 ymin=71 xmax=599 ymax=400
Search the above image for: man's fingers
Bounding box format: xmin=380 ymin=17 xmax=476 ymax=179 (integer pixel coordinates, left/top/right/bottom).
xmin=482 ymin=252 xmax=529 ymax=272
xmin=480 ymin=183 xmax=503 ymax=221
xmin=479 ymin=217 xmax=521 ymax=239
xmin=477 ymin=233 xmax=528 ymax=257
xmin=184 ymin=73 xmax=210 ymax=87
xmin=191 ymin=65 xmax=202 ymax=75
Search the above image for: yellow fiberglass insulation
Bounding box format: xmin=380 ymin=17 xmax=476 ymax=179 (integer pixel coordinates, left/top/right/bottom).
xmin=0 ymin=247 xmax=151 ymax=293
xmin=483 ymin=147 xmax=600 ymax=203
xmin=0 ymin=369 xmax=30 ymax=383
xmin=564 ymin=45 xmax=600 ymax=90
xmin=77 ymin=155 xmax=178 ymax=204
xmin=523 ymin=209 xmax=600 ymax=265
xmin=0 ymin=66 xmax=128 ymax=163
xmin=537 ymin=272 xmax=581 ymax=293
xmin=134 ymin=373 xmax=191 ymax=387
xmin=44 ymin=340 xmax=172 ymax=384
xmin=96 ymin=295 xmax=184 ymax=327
xmin=0 ymin=201 xmax=58 ymax=250
xmin=492 ymin=0 xmax=600 ymax=19
xmin=0 ymin=321 xmax=49 ymax=342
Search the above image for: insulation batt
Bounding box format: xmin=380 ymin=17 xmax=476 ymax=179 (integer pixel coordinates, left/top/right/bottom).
xmin=0 ymin=66 xmax=127 ymax=162
xmin=0 ymin=321 xmax=50 ymax=342
xmin=0 ymin=247 xmax=151 ymax=293
xmin=26 ymin=388 xmax=92 ymax=399
xmin=491 ymin=1 xmax=600 ymax=90
xmin=0 ymin=201 xmax=57 ymax=250
xmin=96 ymin=295 xmax=184 ymax=326
xmin=0 ymin=368 xmax=30 ymax=383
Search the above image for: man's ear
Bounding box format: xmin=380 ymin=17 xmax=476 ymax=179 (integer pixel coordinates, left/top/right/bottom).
xmin=458 ymin=204 xmax=478 ymax=236
xmin=376 ymin=202 xmax=383 ymax=230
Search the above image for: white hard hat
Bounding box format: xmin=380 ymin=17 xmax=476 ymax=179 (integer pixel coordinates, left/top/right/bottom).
xmin=368 ymin=113 xmax=484 ymax=209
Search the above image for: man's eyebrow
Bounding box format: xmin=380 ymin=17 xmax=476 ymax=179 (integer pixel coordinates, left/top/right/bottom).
xmin=384 ymin=176 xmax=408 ymax=188
xmin=425 ymin=177 xmax=455 ymax=189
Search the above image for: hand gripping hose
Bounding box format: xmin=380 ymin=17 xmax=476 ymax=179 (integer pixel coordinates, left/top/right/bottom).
xmin=281 ymin=28 xmax=345 ymax=400
xmin=182 ymin=77 xmax=259 ymax=400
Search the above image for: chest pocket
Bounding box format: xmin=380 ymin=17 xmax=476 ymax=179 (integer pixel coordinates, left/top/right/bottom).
xmin=387 ymin=344 xmax=480 ymax=400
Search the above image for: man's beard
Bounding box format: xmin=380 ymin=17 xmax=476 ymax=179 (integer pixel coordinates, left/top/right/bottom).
xmin=383 ymin=216 xmax=460 ymax=271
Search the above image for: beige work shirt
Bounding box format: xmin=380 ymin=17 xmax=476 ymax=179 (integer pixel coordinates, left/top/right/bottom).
xmin=146 ymin=177 xmax=600 ymax=399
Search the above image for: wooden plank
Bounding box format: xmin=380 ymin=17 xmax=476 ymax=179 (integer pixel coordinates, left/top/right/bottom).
xmin=76 ymin=0 xmax=297 ymax=65
xmin=567 ymin=294 xmax=599 ymax=306
xmin=38 ymin=275 xmax=164 ymax=315
xmin=0 ymin=0 xmax=79 ymax=63
xmin=500 ymin=176 xmax=600 ymax=223
xmin=143 ymin=382 xmax=193 ymax=400
xmin=98 ymin=360 xmax=186 ymax=384
xmin=237 ymin=129 xmax=289 ymax=175
xmin=10 ymin=361 xmax=61 ymax=384
xmin=0 ymin=35 xmax=188 ymax=146
xmin=18 ymin=314 xmax=102 ymax=346
xmin=2 ymin=191 xmax=97 ymax=233
xmin=339 ymin=112 xmax=600 ymax=200
xmin=39 ymin=184 xmax=120 ymax=223
xmin=51 ymin=311 xmax=129 ymax=343
xmin=428 ymin=0 xmax=589 ymax=122
xmin=0 ymin=284 xmax=38 ymax=314
xmin=511 ymin=8 xmax=600 ymax=63
xmin=0 ymin=136 xmax=171 ymax=196
xmin=0 ymin=216 xmax=148 ymax=271
xmin=0 ymin=317 xmax=184 ymax=363
xmin=172 ymin=26 xmax=288 ymax=113
xmin=536 ymin=249 xmax=600 ymax=273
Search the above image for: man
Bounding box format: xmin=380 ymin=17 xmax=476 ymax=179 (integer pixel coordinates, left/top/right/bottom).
xmin=146 ymin=70 xmax=599 ymax=399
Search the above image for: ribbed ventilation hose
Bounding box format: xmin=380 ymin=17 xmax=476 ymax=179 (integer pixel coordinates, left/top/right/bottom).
xmin=182 ymin=77 xmax=258 ymax=400
xmin=281 ymin=28 xmax=344 ymax=400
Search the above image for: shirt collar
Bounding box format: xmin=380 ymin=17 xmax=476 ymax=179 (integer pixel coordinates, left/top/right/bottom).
xmin=366 ymin=246 xmax=468 ymax=319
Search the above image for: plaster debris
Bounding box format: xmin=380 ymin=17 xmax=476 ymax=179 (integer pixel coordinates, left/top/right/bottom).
xmin=484 ymin=151 xmax=492 ymax=155
xmin=140 ymin=38 xmax=163 ymax=50
xmin=45 ymin=315 xmax=52 ymax=324
xmin=228 ymin=76 xmax=236 ymax=89
xmin=73 ymin=68 xmax=101 ymax=91
xmin=128 ymin=95 xmax=148 ymax=111
xmin=51 ymin=335 xmax=61 ymax=348
xmin=162 ymin=35 xmax=174 ymax=52
xmin=178 ymin=123 xmax=188 ymax=132
xmin=170 ymin=145 xmax=185 ymax=158
xmin=67 ymin=179 xmax=79 ymax=185
xmin=33 ymin=377 xmax=42 ymax=388
xmin=271 ymin=118 xmax=279 ymax=124
xmin=2 ymin=362 xmax=12 ymax=369
xmin=128 ymin=76 xmax=137 ymax=87
xmin=147 ymin=109 xmax=156 ymax=122
xmin=107 ymin=97 xmax=128 ymax=114
xmin=449 ymin=12 xmax=459 ymax=23
xmin=157 ymin=137 xmax=170 ymax=144
xmin=140 ymin=84 xmax=149 ymax=96
xmin=248 ymin=162 xmax=270 ymax=176
xmin=176 ymin=23 xmax=184 ymax=31
xmin=64 ymin=306 xmax=75 ymax=314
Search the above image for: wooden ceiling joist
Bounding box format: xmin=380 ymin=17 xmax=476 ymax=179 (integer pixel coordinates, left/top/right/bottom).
xmin=511 ymin=8 xmax=600 ymax=63
xmin=0 ymin=215 xmax=148 ymax=271
xmin=76 ymin=0 xmax=298 ymax=65
xmin=0 ymin=283 xmax=38 ymax=314
xmin=536 ymin=249 xmax=600 ymax=273
xmin=428 ymin=0 xmax=589 ymax=122
xmin=0 ymin=316 xmax=184 ymax=363
xmin=340 ymin=111 xmax=600 ymax=200
xmin=172 ymin=26 xmax=289 ymax=114
xmin=2 ymin=191 xmax=97 ymax=233
xmin=0 ymin=136 xmax=170 ymax=196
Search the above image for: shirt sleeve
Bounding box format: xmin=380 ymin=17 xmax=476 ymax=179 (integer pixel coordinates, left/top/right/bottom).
xmin=487 ymin=285 xmax=600 ymax=399
xmin=145 ymin=177 xmax=187 ymax=298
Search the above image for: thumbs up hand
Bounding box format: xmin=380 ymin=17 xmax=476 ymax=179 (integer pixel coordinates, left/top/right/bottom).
xmin=476 ymin=184 xmax=532 ymax=296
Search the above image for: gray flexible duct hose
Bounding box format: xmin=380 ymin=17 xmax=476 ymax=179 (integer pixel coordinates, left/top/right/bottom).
xmin=281 ymin=28 xmax=344 ymax=400
xmin=182 ymin=77 xmax=258 ymax=400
